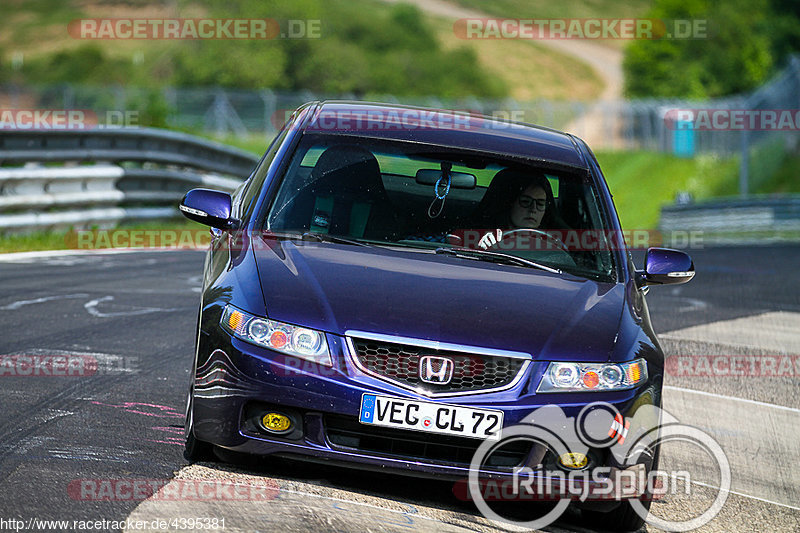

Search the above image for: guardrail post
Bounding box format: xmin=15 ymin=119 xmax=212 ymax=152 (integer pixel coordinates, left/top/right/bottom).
xmin=739 ymin=128 xmax=749 ymax=197
xmin=260 ymin=89 xmax=276 ymax=137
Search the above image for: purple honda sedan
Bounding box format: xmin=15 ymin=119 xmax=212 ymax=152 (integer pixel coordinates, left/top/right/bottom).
xmin=179 ymin=102 xmax=694 ymax=531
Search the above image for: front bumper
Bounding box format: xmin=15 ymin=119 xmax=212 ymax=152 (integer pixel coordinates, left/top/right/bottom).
xmin=191 ymin=330 xmax=660 ymax=485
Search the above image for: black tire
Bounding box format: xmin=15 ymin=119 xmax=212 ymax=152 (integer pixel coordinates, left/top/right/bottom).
xmin=183 ymin=387 xmax=213 ymax=462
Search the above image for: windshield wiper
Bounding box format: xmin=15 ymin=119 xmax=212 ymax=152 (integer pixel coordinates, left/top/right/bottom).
xmin=301 ymin=232 xmax=371 ymax=247
xmin=434 ymin=247 xmax=562 ymax=274
xmin=264 ymin=230 xmax=370 ymax=247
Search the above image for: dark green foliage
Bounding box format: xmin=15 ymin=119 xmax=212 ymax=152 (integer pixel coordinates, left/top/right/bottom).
xmin=624 ymin=0 xmax=798 ymax=98
xmin=768 ymin=0 xmax=800 ymax=62
xmin=21 ymin=45 xmax=132 ymax=86
xmin=9 ymin=0 xmax=505 ymax=98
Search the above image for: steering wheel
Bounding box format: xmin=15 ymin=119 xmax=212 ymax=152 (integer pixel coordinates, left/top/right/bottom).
xmin=483 ymin=228 xmax=570 ymax=254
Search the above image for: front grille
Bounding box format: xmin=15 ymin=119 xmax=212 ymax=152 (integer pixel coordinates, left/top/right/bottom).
xmin=325 ymin=415 xmax=531 ymax=469
xmin=350 ymin=338 xmax=527 ymax=395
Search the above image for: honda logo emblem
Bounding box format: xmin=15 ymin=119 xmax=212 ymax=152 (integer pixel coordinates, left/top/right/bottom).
xmin=419 ymin=356 xmax=454 ymax=384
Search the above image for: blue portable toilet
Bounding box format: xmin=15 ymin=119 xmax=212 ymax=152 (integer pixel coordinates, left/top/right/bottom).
xmin=672 ymin=111 xmax=695 ymax=157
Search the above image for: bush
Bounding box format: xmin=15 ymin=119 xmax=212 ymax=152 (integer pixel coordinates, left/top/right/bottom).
xmin=624 ymin=0 xmax=789 ymax=99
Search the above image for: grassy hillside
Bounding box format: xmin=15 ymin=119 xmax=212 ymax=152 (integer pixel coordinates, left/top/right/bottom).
xmin=433 ymin=20 xmax=603 ymax=100
xmin=0 ymin=0 xmax=603 ymax=101
xmin=451 ymin=0 xmax=653 ymax=19
xmin=450 ymin=0 xmax=653 ymax=50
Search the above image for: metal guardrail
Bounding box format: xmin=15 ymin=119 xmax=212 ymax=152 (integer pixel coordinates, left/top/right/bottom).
xmin=0 ymin=127 xmax=258 ymax=175
xmin=6 ymin=55 xmax=799 ymax=156
xmin=660 ymin=196 xmax=800 ymax=245
xmin=0 ymin=128 xmax=259 ymax=231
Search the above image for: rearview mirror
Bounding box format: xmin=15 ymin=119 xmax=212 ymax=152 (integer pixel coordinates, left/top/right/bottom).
xmin=179 ymin=188 xmax=238 ymax=230
xmin=415 ymin=169 xmax=476 ymax=189
xmin=639 ymin=247 xmax=695 ymax=286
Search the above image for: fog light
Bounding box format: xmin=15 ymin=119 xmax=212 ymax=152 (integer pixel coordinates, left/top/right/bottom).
xmin=558 ymin=452 xmax=588 ymax=470
xmin=261 ymin=412 xmax=292 ymax=433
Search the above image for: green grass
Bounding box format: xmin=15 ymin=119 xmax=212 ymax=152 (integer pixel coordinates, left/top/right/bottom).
xmin=595 ymin=151 xmax=739 ymax=230
xmin=451 ymin=0 xmax=653 ymax=22
xmin=762 ymin=153 xmax=800 ymax=194
xmin=197 ymin=134 xmax=268 ymax=156
xmin=596 ymin=143 xmax=800 ymax=230
xmin=0 ymin=219 xmax=207 ymax=254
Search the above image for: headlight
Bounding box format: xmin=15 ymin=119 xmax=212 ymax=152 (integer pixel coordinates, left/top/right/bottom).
xmin=537 ymin=359 xmax=647 ymax=393
xmin=220 ymin=305 xmax=332 ymax=366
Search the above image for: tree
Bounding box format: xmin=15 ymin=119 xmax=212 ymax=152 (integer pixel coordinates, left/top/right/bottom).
xmin=624 ymin=0 xmax=779 ymax=99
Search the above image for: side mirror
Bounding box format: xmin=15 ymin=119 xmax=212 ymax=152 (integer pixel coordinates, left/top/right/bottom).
xmin=638 ymin=247 xmax=695 ymax=286
xmin=179 ymin=188 xmax=238 ymax=230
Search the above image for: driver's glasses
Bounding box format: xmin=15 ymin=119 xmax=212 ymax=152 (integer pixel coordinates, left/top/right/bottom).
xmin=517 ymin=196 xmax=547 ymax=211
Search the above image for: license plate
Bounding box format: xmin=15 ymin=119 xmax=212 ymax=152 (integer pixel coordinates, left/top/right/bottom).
xmin=359 ymin=393 xmax=503 ymax=440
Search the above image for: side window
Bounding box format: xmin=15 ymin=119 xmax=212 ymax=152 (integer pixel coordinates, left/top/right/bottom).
xmin=236 ymin=125 xmax=291 ymax=221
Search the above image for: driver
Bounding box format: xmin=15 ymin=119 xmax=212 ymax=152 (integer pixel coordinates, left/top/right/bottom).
xmin=510 ymin=178 xmax=549 ymax=229
xmin=475 ymin=170 xmax=566 ymax=249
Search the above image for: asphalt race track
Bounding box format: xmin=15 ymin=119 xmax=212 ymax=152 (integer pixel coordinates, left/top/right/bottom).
xmin=0 ymin=245 xmax=798 ymax=532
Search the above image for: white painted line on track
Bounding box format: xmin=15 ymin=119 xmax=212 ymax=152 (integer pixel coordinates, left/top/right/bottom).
xmin=0 ymin=248 xmax=203 ymax=262
xmin=0 ymin=293 xmax=89 ymax=310
xmin=664 ymin=385 xmax=800 ymax=510
xmin=687 ymin=479 xmax=800 ymax=512
xmin=0 ymin=249 xmax=141 ymax=261
xmin=84 ymin=295 xmax=181 ymax=318
xmin=664 ymin=385 xmax=800 ymax=414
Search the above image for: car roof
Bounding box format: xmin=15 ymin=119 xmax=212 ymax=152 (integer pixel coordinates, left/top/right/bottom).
xmin=301 ymin=101 xmax=589 ymax=172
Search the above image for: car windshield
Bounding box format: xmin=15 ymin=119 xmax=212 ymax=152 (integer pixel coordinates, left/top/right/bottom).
xmin=264 ymin=135 xmax=616 ymax=281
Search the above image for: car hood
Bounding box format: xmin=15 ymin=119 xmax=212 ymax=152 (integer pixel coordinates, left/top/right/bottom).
xmin=252 ymin=239 xmax=625 ymax=362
